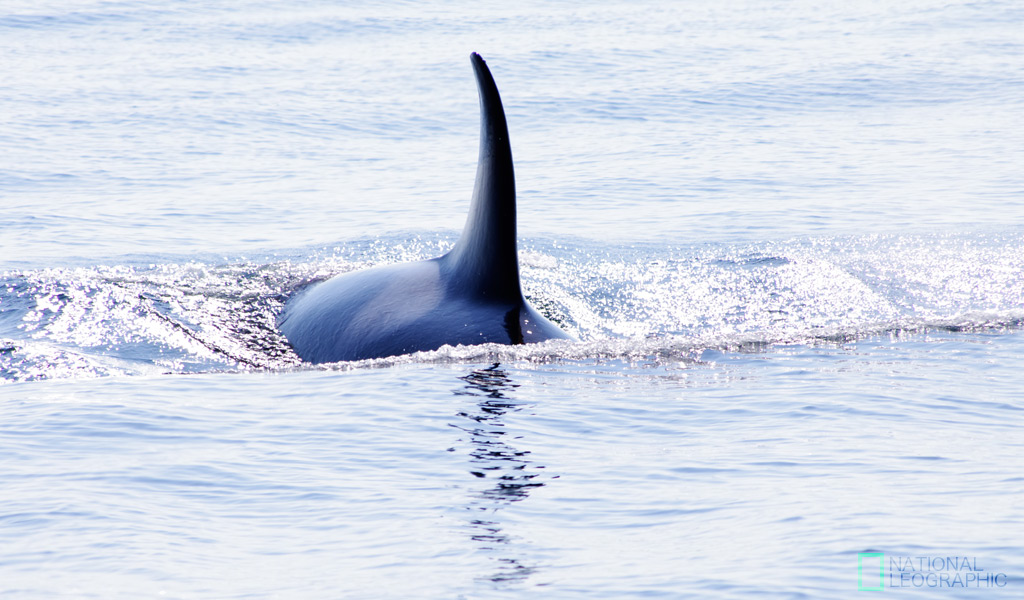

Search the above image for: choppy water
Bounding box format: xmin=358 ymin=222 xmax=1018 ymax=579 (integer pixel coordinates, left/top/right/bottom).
xmin=2 ymin=1 xmax=1023 ymax=598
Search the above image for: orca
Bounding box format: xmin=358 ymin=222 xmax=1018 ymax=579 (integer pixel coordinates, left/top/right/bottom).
xmin=278 ymin=53 xmax=573 ymax=363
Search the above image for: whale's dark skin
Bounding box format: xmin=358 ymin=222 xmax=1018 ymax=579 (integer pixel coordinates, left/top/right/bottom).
xmin=278 ymin=53 xmax=572 ymax=363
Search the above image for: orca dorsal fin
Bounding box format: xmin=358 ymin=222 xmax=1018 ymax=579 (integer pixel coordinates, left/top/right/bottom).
xmin=445 ymin=52 xmax=523 ymax=303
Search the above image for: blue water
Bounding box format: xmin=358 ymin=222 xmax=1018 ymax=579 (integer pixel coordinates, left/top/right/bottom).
xmin=2 ymin=1 xmax=1023 ymax=597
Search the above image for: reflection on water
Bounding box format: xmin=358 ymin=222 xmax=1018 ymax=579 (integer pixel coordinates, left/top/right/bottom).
xmin=451 ymin=363 xmax=548 ymax=584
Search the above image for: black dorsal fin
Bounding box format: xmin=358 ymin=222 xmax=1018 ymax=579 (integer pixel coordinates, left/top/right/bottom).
xmin=445 ymin=53 xmax=523 ymax=303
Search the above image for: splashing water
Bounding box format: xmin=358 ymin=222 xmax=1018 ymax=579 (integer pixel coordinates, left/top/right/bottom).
xmin=3 ymin=231 xmax=1021 ymax=383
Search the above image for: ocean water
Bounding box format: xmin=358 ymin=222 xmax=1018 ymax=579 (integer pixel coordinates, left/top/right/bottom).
xmin=2 ymin=1 xmax=1023 ymax=598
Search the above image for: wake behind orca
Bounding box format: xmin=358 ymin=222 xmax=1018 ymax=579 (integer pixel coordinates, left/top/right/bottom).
xmin=278 ymin=53 xmax=573 ymax=363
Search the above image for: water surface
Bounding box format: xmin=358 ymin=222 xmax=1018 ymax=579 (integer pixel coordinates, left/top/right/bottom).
xmin=2 ymin=0 xmax=1023 ymax=597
